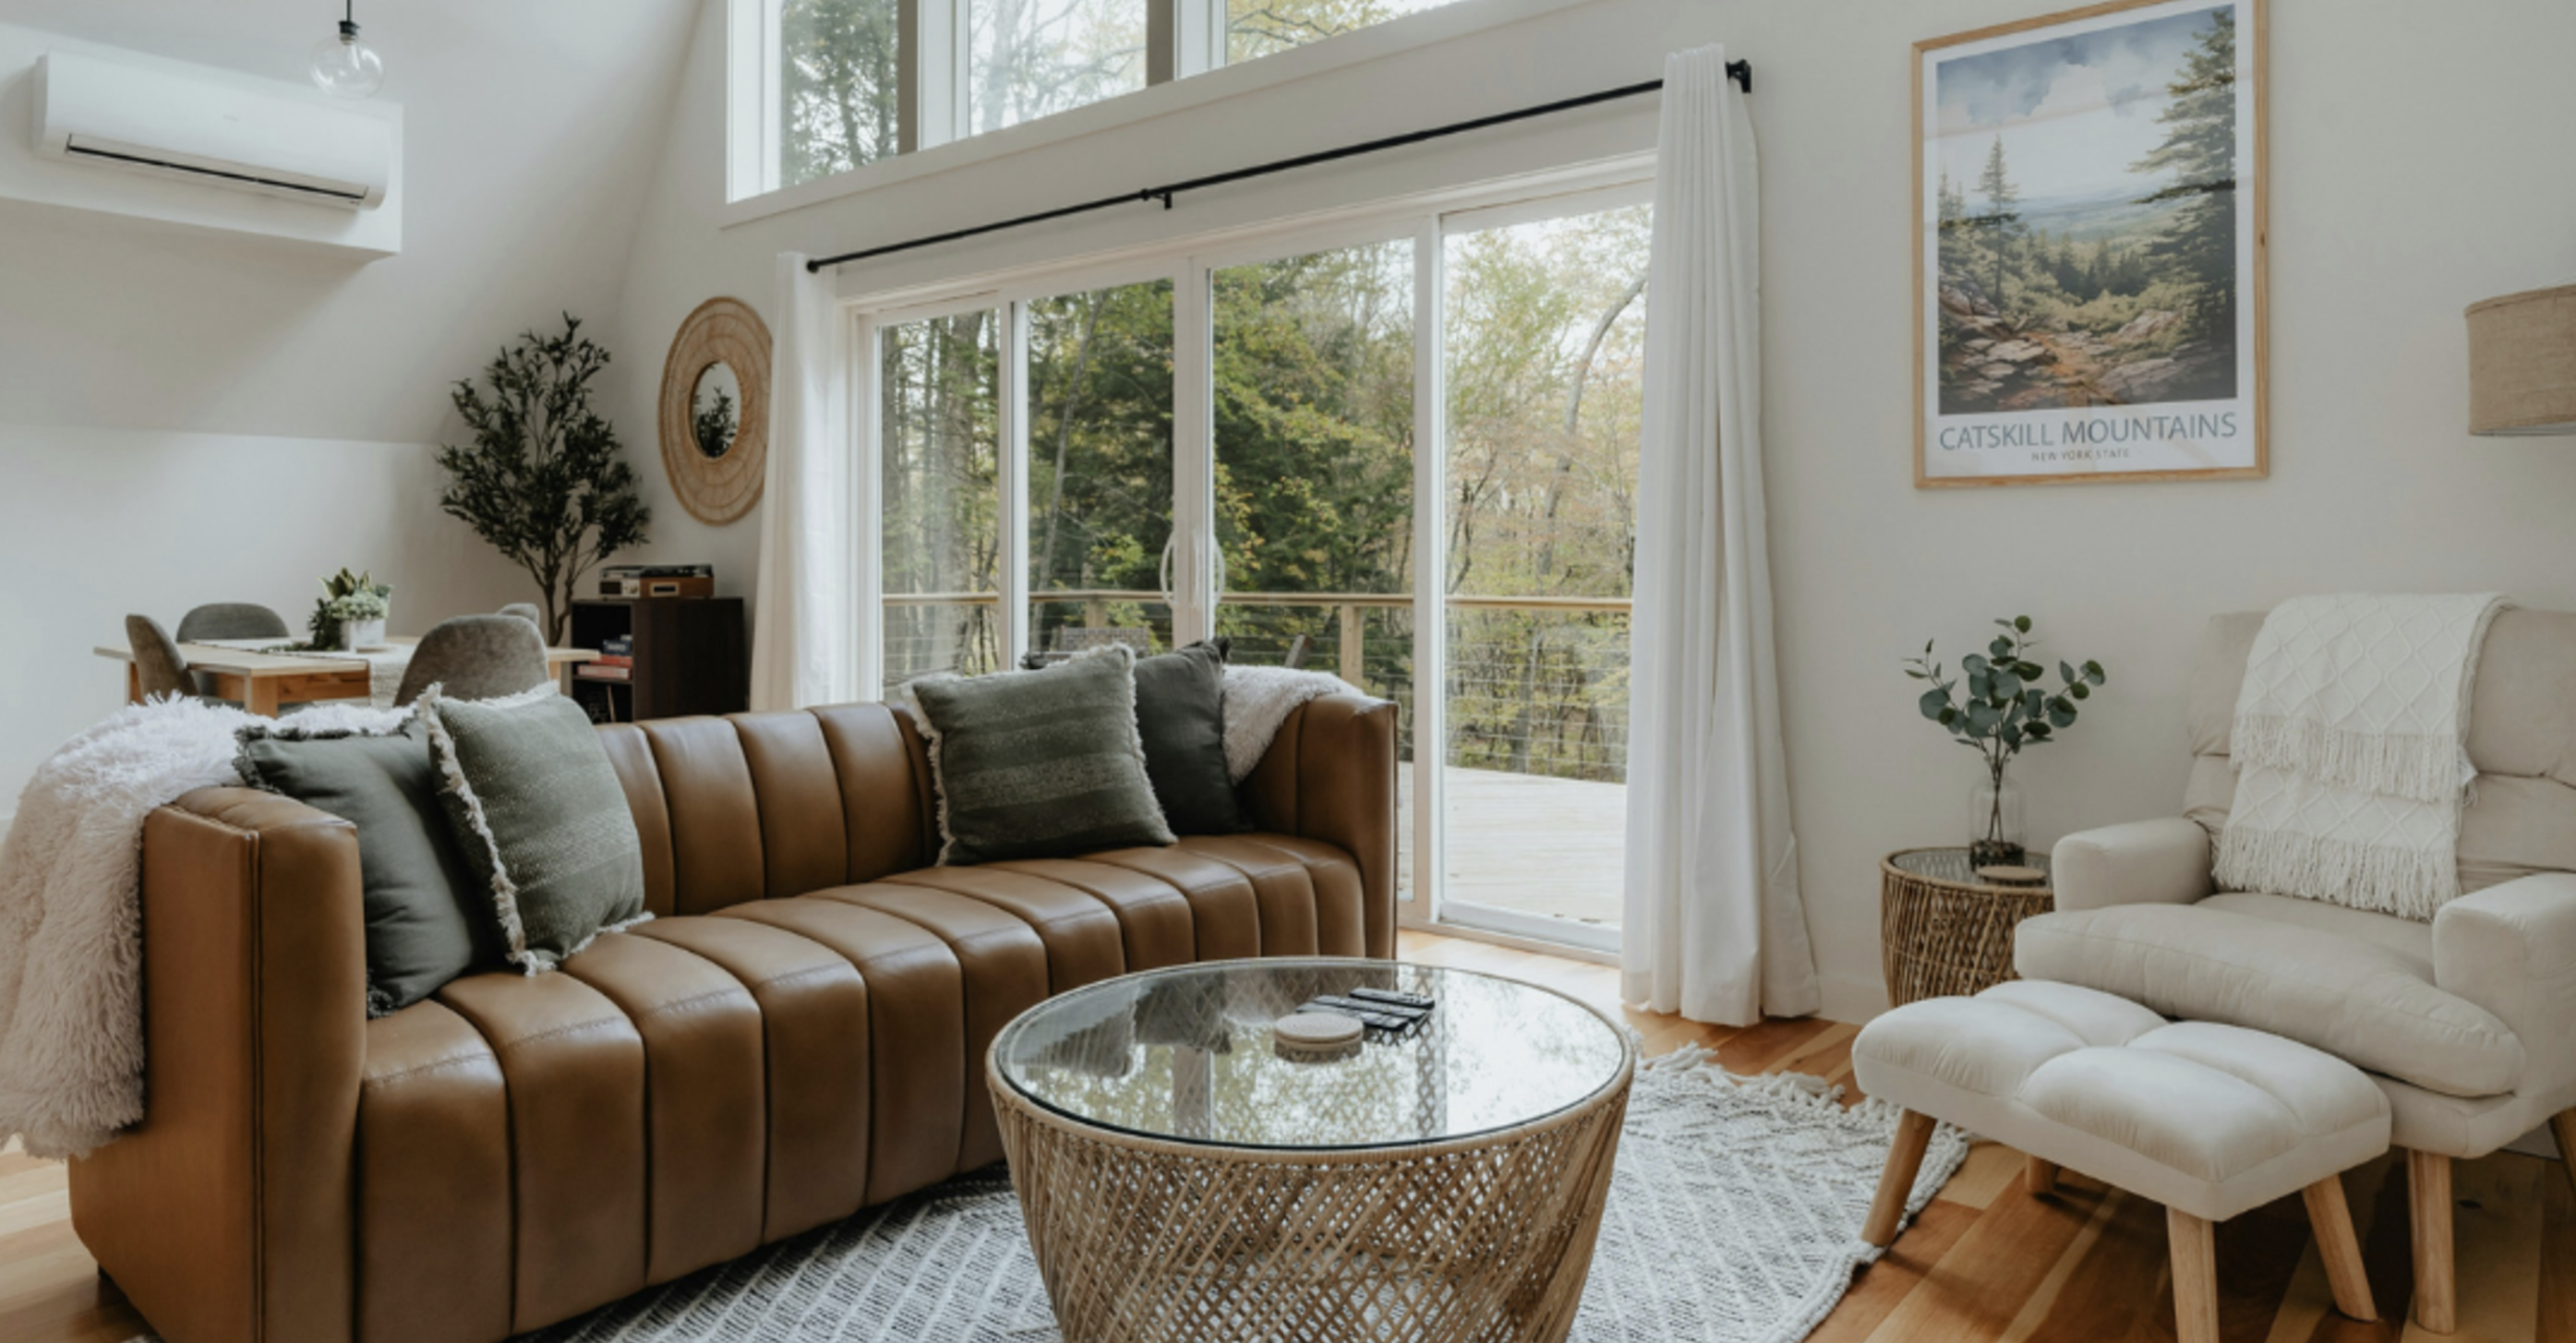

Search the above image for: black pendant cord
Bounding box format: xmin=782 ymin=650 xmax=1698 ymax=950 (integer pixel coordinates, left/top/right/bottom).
xmin=805 ymin=61 xmax=1748 ymax=272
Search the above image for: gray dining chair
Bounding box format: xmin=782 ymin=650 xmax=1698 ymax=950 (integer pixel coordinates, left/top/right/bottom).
xmin=125 ymin=615 xmax=204 ymax=701
xmin=175 ymin=603 xmax=291 ymax=643
xmin=497 ymin=602 xmax=543 ymax=630
xmin=175 ymin=603 xmax=293 ymax=698
xmin=394 ymin=615 xmax=551 ymax=707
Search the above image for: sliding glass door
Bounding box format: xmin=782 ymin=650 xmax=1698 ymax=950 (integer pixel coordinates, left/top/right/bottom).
xmin=1436 ymin=196 xmax=1648 ymax=952
xmin=1025 ymin=280 xmax=1176 ymax=659
xmin=880 ymin=307 xmax=1003 ymax=689
xmin=1211 ymin=237 xmax=1420 ymax=902
xmin=858 ymin=177 xmax=1648 ymax=952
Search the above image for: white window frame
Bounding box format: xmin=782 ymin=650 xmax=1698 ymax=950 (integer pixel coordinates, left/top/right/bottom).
xmin=843 ymin=157 xmax=1648 ymax=951
xmin=727 ymin=0 xmax=1595 ymax=209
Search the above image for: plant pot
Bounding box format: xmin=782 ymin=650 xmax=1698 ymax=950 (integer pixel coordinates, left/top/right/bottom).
xmin=1969 ymin=773 xmax=2026 ymax=868
xmin=343 ymin=618 xmax=387 ymax=651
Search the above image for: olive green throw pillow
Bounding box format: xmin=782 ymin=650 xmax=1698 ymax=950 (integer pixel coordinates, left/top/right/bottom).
xmin=235 ymin=718 xmax=491 ymax=1016
xmin=909 ymin=646 xmax=1177 ymax=865
xmin=417 ymin=685 xmax=648 ymax=971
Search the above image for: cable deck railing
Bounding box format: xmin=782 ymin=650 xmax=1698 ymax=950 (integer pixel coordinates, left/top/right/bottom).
xmin=881 ymin=588 xmax=1631 ymax=784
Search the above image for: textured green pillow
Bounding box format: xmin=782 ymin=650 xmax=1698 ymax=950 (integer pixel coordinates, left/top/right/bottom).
xmin=909 ymin=646 xmax=1177 ymax=865
xmin=1132 ymin=640 xmax=1249 ymax=835
xmin=235 ymin=718 xmax=492 ymax=1015
xmin=417 ymin=685 xmax=648 ymax=971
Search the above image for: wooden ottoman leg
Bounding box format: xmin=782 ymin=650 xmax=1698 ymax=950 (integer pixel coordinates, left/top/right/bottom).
xmin=1863 ymin=1110 xmax=1938 ymax=1248
xmin=2169 ymin=1206 xmax=2220 ymax=1343
xmin=2553 ymin=1109 xmax=2576 ymax=1200
xmin=2025 ymin=1155 xmax=2058 ymax=1194
xmin=2408 ymin=1150 xmax=2456 ymax=1334
xmin=2301 ymin=1175 xmax=2377 ymax=1322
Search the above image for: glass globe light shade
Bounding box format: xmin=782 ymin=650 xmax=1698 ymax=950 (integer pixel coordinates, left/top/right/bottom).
xmin=309 ymin=22 xmax=383 ymax=99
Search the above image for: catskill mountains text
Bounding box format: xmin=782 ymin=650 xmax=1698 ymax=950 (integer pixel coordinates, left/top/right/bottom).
xmin=1936 ymin=410 xmax=2239 ymax=452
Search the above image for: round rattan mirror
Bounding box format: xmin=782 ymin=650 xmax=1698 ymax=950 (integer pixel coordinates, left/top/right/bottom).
xmin=658 ymin=296 xmax=771 ymax=524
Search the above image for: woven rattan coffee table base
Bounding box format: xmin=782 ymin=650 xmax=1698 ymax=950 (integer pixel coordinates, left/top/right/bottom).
xmin=990 ymin=1061 xmax=1631 ymax=1343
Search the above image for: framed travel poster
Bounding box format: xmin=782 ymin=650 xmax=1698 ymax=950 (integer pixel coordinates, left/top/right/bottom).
xmin=1915 ymin=0 xmax=2267 ymax=486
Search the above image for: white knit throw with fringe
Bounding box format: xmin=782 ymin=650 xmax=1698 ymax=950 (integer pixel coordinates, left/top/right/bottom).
xmin=2215 ymin=593 xmax=2509 ymax=920
xmin=438 ymin=1049 xmax=1968 ymax=1343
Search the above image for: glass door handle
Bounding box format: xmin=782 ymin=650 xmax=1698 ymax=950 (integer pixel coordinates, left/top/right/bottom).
xmin=1159 ymin=535 xmax=1178 ymax=607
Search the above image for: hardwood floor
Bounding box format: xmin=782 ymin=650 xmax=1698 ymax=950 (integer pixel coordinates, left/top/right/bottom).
xmin=4 ymin=929 xmax=2566 ymax=1342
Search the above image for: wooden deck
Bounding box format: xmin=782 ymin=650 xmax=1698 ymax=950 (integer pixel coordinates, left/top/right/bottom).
xmin=1411 ymin=766 xmax=1626 ymax=929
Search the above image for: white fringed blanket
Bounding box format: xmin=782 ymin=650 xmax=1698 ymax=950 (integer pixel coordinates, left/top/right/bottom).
xmin=2214 ymin=593 xmax=2509 ymax=920
xmin=1219 ymin=665 xmax=1361 ymax=782
xmin=0 ymin=697 xmax=403 ymax=1158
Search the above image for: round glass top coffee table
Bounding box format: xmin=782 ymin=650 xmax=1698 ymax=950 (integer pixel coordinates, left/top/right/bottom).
xmin=988 ymin=957 xmax=1633 ymax=1343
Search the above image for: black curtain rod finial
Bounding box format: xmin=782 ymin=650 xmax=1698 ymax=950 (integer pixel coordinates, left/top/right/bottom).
xmin=1727 ymin=58 xmax=1751 ymax=93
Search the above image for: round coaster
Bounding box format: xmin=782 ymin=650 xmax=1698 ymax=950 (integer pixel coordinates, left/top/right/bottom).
xmin=1976 ymin=863 xmax=2048 ymax=887
xmin=1273 ymin=1011 xmax=1365 ymax=1050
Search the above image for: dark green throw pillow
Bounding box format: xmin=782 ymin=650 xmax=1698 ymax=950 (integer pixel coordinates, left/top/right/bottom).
xmin=1133 ymin=640 xmax=1249 ymax=835
xmin=235 ymin=719 xmax=492 ymax=1016
xmin=417 ymin=685 xmax=648 ymax=971
xmin=909 ymin=646 xmax=1177 ymax=865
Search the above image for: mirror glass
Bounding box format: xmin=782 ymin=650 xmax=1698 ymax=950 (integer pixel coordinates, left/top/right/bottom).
xmin=691 ymin=362 xmax=741 ymax=459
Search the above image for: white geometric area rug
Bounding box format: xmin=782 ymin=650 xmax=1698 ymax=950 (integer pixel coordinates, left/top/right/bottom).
xmin=514 ymin=1049 xmax=1968 ymax=1343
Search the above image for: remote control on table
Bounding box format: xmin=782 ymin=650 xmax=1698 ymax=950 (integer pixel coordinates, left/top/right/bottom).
xmin=1311 ymin=994 xmax=1426 ymax=1024
xmin=1308 ymin=988 xmax=1432 ymax=1018
xmin=1348 ymin=988 xmax=1436 ymax=1011
xmin=1299 ymin=999 xmax=1414 ymax=1033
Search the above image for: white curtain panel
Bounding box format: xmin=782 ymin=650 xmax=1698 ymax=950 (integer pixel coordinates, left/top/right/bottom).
xmin=747 ymin=252 xmax=861 ymax=712
xmin=1619 ymin=45 xmax=1821 ymax=1026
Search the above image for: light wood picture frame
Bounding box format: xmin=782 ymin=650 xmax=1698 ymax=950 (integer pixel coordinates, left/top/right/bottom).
xmin=1914 ymin=0 xmax=2267 ymax=487
xmin=659 ymin=296 xmax=773 ymax=524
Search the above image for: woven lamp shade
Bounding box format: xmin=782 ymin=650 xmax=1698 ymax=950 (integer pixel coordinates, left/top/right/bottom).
xmin=2467 ymin=282 xmax=2576 ymax=436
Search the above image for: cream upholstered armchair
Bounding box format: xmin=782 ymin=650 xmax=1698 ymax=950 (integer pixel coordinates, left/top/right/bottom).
xmin=2014 ymin=609 xmax=2576 ymax=1335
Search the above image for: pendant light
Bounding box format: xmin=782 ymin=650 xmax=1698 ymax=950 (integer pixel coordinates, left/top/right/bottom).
xmin=309 ymin=0 xmax=384 ymax=100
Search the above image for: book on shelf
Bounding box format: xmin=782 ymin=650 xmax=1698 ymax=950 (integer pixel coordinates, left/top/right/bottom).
xmin=577 ymin=664 xmax=632 ymax=681
xmin=599 ymin=564 xmax=716 ymax=598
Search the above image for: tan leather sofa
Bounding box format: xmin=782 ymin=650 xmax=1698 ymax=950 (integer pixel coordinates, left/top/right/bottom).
xmin=67 ymin=695 xmax=1397 ymax=1343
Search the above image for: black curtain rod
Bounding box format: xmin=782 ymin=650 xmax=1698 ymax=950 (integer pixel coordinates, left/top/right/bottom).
xmin=806 ymin=60 xmax=1748 ymax=272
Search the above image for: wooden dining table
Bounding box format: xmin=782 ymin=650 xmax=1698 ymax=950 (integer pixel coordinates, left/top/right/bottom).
xmin=95 ymin=636 xmax=600 ymax=714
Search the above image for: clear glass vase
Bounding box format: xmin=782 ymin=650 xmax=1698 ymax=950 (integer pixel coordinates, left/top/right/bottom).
xmin=1969 ymin=773 xmax=2026 ymax=868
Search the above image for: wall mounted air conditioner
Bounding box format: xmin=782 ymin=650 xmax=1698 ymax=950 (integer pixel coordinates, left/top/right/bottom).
xmin=32 ymin=48 xmax=391 ymax=210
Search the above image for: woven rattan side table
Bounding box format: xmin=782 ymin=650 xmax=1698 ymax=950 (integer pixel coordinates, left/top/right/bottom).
xmin=1880 ymin=847 xmax=2054 ymax=1006
xmin=988 ymin=958 xmax=1634 ymax=1343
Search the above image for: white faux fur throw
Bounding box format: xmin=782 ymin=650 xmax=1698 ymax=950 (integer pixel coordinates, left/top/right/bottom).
xmin=1222 ymin=665 xmax=1362 ymax=783
xmin=2215 ymin=593 xmax=2509 ymax=920
xmin=0 ymin=696 xmax=403 ymax=1158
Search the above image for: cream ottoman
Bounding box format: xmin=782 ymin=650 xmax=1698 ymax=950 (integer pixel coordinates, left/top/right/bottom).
xmin=1851 ymin=981 xmax=2390 ymax=1343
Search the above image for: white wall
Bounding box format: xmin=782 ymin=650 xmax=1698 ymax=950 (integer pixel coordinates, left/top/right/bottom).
xmin=0 ymin=0 xmax=696 ymax=820
xmin=531 ymin=0 xmax=2576 ymax=1017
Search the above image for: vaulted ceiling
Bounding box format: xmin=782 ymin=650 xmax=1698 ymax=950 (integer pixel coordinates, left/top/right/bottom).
xmin=0 ymin=0 xmax=704 ymax=442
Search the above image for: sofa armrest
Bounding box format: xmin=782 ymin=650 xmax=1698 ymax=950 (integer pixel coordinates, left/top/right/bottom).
xmin=2435 ymin=872 xmax=2576 ymax=1099
xmin=67 ymin=786 xmax=367 ymax=1343
xmin=2050 ymin=818 xmax=2213 ymax=912
xmin=1239 ymin=695 xmax=1401 ymax=958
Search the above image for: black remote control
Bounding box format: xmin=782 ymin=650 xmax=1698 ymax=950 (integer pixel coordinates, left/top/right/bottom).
xmin=1349 ymin=988 xmax=1435 ymax=1011
xmin=1300 ymin=999 xmax=1411 ymax=1032
xmin=1313 ymin=994 xmax=1426 ymax=1022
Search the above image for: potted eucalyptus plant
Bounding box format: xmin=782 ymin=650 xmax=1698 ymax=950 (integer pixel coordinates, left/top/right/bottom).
xmin=1905 ymin=616 xmax=2107 ymax=866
